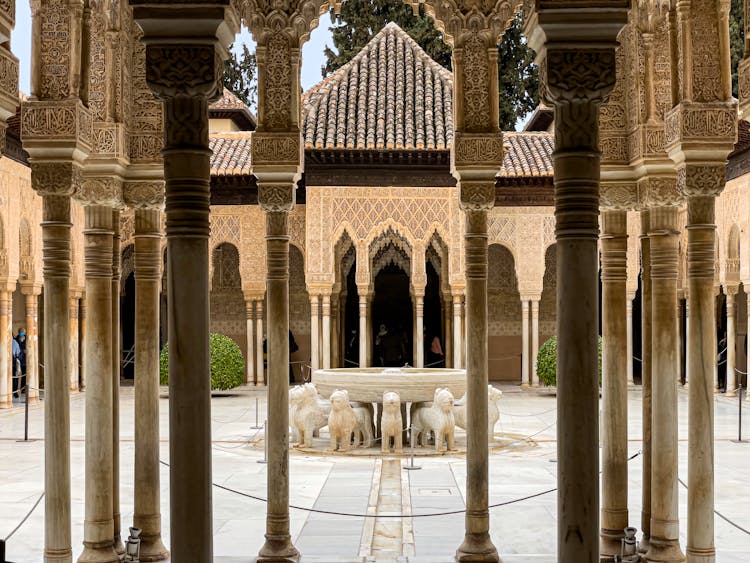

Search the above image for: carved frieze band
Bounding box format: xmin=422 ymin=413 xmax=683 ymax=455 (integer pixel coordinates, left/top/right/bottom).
xmin=92 ymin=122 xmax=127 ymax=158
xmin=453 ymin=133 xmax=503 ymax=168
xmin=665 ymin=103 xmax=737 ymax=147
xmin=21 ymin=100 xmax=93 ymax=148
xmin=0 ymin=47 xmax=19 ymax=109
xmin=251 ymin=133 xmax=301 ymax=167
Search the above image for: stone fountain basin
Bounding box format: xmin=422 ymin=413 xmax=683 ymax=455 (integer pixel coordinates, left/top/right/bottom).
xmin=311 ymin=367 xmax=467 ymax=403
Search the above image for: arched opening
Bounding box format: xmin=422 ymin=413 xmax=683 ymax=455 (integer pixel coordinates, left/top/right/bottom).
xmin=12 ymin=218 xmax=34 ymax=395
xmin=425 ymin=232 xmax=449 ymax=367
xmin=540 ymin=243 xmax=557 ymax=348
xmin=289 ymin=244 xmax=310 ymax=382
xmin=487 ymin=243 xmax=522 ymax=382
xmin=334 ymin=232 xmax=358 ymax=368
xmin=210 ymin=243 xmax=245 ymax=356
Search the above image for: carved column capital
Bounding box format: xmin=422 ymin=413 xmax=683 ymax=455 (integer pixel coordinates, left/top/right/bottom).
xmin=258 ymin=184 xmax=295 ymax=214
xmin=459 ymin=182 xmax=495 ymax=212
xmin=600 ymin=182 xmax=638 ymax=211
xmin=600 ymin=209 xmax=628 ymax=283
xmin=543 ymin=49 xmax=618 ymax=105
xmin=144 ymin=44 xmax=224 ymax=101
xmin=77 ymin=176 xmax=124 ymax=208
xmin=30 ymin=161 xmax=84 ymax=197
xmin=638 ymin=175 xmax=683 ymax=209
xmin=123 ymin=180 xmax=165 ymax=210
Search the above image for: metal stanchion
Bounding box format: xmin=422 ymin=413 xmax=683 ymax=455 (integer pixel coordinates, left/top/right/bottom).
xmin=250 ymin=396 xmax=262 ymax=429
xmin=23 ymin=386 xmax=29 ymax=442
xmin=403 ymin=425 xmax=421 ymax=471
xmin=738 ymin=384 xmax=744 ymax=443
xmin=257 ymin=420 xmax=268 ymax=464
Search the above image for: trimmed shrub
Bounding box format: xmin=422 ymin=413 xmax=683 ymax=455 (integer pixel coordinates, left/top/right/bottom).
xmin=536 ymin=335 xmax=603 ymax=387
xmin=159 ymin=333 xmax=245 ymax=391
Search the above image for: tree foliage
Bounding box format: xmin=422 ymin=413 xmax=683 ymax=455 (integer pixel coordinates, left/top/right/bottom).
xmin=323 ymin=0 xmax=452 ymax=73
xmin=731 ymin=0 xmax=745 ymax=99
xmin=223 ymin=43 xmax=257 ymax=108
xmin=160 ymin=333 xmax=245 ymax=391
xmin=322 ymin=4 xmax=539 ymax=130
xmin=536 ymin=336 xmax=603 ymax=387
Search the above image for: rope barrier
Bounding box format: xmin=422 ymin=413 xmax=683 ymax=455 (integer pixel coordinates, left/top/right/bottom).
xmin=160 ymin=451 xmax=642 ymax=518
xmin=677 ymin=478 xmax=750 ymax=536
xmin=1 ymin=492 xmax=44 ymax=542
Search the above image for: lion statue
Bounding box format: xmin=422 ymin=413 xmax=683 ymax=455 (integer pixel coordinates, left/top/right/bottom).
xmin=328 ymin=389 xmax=358 ymax=452
xmin=289 ymin=383 xmax=329 ymax=448
xmin=380 ymin=391 xmax=403 ymax=453
xmin=453 ymin=385 xmax=503 ymax=441
xmin=411 ymin=387 xmax=456 ymax=452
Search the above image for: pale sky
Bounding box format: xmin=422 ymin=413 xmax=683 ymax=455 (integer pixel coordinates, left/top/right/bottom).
xmin=11 ymin=4 xmax=335 ymax=97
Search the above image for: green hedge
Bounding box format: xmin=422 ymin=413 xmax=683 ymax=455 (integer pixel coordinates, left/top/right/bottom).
xmin=160 ymin=333 xmax=245 ymax=391
xmin=536 ymin=335 xmax=603 ymax=387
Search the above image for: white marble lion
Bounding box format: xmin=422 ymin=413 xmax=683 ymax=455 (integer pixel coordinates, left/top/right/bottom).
xmin=352 ymin=402 xmax=374 ymax=448
xmin=289 ymin=383 xmax=329 ymax=448
xmin=381 ymin=391 xmax=403 ymax=453
xmin=411 ymin=387 xmax=456 ymax=452
xmin=328 ymin=389 xmax=358 ymax=452
xmin=453 ymin=385 xmax=503 ymax=441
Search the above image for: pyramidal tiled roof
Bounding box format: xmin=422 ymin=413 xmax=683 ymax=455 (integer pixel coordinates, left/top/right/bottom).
xmin=303 ymin=23 xmax=454 ymax=151
xmin=499 ymin=132 xmax=554 ymax=178
xmin=209 ymin=132 xmax=253 ymax=176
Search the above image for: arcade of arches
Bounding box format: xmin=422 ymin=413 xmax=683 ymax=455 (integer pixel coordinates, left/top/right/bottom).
xmin=1 ymin=0 xmax=750 ymax=561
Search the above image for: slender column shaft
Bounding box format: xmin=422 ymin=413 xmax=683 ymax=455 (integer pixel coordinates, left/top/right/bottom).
xmin=69 ymin=295 xmax=79 ymax=392
xmin=521 ymin=299 xmax=530 ymax=386
xmin=42 ymin=194 xmax=73 ymax=563
xmin=640 ymin=210 xmax=653 ymax=553
xmin=310 ymin=295 xmax=319 ymax=371
xmin=456 ymin=208 xmax=498 ymax=562
xmin=531 ymin=299 xmax=540 ymax=387
xmin=258 ymin=210 xmax=299 ymax=561
xmin=678 ymin=299 xmax=685 ymax=385
xmin=322 ymin=294 xmax=331 ymax=369
xmin=133 ymin=208 xmax=168 ymax=561
xmin=444 ymin=296 xmax=452 ymax=367
xmin=163 ymin=95 xmax=213 ymax=561
xmin=554 ymin=101 xmax=601 ymax=563
xmin=246 ymin=301 xmax=256 ymax=385
xmin=79 ymin=204 xmax=118 ymax=563
xmin=626 ymin=297 xmax=634 ymax=386
xmin=415 ymin=294 xmax=424 ymax=368
xmin=330 ymin=296 xmax=339 ymax=368
xmin=453 ymin=295 xmax=462 ymax=369
xmin=256 ymin=300 xmax=265 ymax=385
xmin=686 ymin=196 xmax=717 ymax=562
xmin=25 ymin=292 xmax=40 ymax=403
xmin=111 ymin=209 xmax=123 ymax=557
xmin=726 ymin=291 xmax=737 ymax=397
xmin=600 ymin=209 xmax=629 ymax=559
xmin=646 ymin=205 xmax=684 ymax=562
xmin=80 ymin=300 xmax=87 ymax=390
xmin=0 ymin=291 xmax=11 ymax=408
xmin=358 ymin=293 xmax=367 ymax=367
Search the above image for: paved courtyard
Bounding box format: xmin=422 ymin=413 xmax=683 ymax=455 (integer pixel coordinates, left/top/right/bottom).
xmin=1 ymin=384 xmax=749 ymax=562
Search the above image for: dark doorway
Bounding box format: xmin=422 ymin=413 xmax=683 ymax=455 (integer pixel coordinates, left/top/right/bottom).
xmin=121 ymin=272 xmax=136 ymax=379
xmin=424 ymin=260 xmax=444 ymax=367
xmin=373 ymin=264 xmax=412 ymax=366
xmin=343 ymin=260 xmax=360 ymax=367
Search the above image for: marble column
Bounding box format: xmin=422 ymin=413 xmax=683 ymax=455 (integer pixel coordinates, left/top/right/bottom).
xmin=133 ymin=208 xmax=168 ymax=561
xmin=0 ymin=290 xmax=11 ymax=408
xmin=684 ymin=191 xmax=721 ymax=563
xmin=23 ymin=290 xmax=40 ymax=403
xmin=685 ymin=298 xmax=690 ymax=388
xmin=640 ymin=209 xmax=653 ymax=554
xmin=246 ymin=301 xmax=256 ymax=385
xmin=69 ymin=294 xmax=79 ymax=392
xmin=626 ymin=295 xmax=634 ymax=386
xmin=258 ymin=198 xmax=300 ymax=562
xmin=521 ymin=299 xmax=530 ymax=387
xmin=310 ymin=294 xmax=320 ymax=371
xmin=599 ymin=209 xmax=629 ymax=559
xmin=531 ymin=299 xmax=540 ymax=387
xmin=322 ymin=294 xmax=331 ymax=370
xmin=415 ymin=293 xmax=424 ymax=368
xmin=42 ymin=193 xmax=75 ymax=563
xmin=257 ymin=299 xmax=265 ymax=385
xmin=646 ymin=204 xmax=684 ymax=562
xmin=455 ymin=194 xmax=498 ymax=562
xmin=79 ymin=204 xmax=118 ymax=563
xmin=443 ymin=295 xmax=452 ymax=367
xmin=453 ymin=294 xmax=463 ymax=369
xmin=111 ymin=208 xmax=124 ymax=557
xmin=80 ymin=299 xmax=87 ymax=391
xmin=358 ymin=291 xmax=367 ymax=367
xmin=330 ymin=295 xmax=339 ymax=368
xmin=726 ymin=287 xmax=738 ymax=396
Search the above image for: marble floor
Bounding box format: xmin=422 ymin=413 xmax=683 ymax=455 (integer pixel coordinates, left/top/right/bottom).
xmin=1 ymin=383 xmax=749 ymax=562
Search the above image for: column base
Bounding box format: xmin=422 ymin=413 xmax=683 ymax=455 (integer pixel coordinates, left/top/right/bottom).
xmin=113 ymin=535 xmax=125 ymax=558
xmin=726 ymin=389 xmax=737 ymax=397
xmin=258 ymin=537 xmax=300 ymax=563
xmin=76 ymin=543 xmax=119 ymax=563
xmin=455 ymin=533 xmax=501 ymax=562
xmin=0 ymin=399 xmax=12 ymax=409
xmin=601 ymin=527 xmax=626 ymax=561
xmin=520 ymin=383 xmax=530 ymax=389
xmin=45 ymin=547 xmax=73 ymax=563
xmin=644 ymin=537 xmax=685 ymax=562
xmin=639 ymin=533 xmax=650 ymax=554
xmin=26 ymin=395 xmax=40 ymax=405
xmin=685 ymin=547 xmax=715 ymax=563
xmin=138 ymin=535 xmax=169 ymax=562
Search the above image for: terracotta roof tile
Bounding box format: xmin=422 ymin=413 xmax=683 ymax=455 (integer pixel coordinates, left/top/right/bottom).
xmin=211 ymin=88 xmax=249 ymax=111
xmin=303 ymin=23 xmax=453 ymax=151
xmin=499 ymin=132 xmax=554 ymax=178
xmin=209 ymin=132 xmax=253 ymax=176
